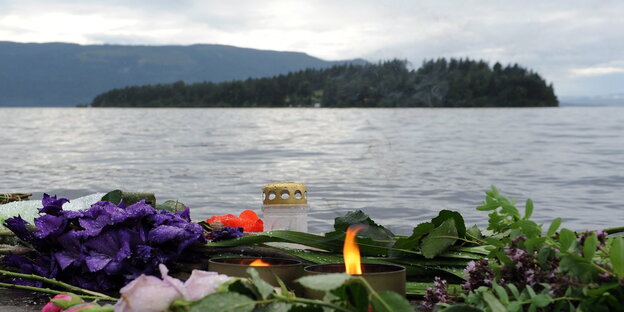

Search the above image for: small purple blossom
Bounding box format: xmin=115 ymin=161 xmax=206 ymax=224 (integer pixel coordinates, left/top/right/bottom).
xmin=3 ymin=194 xmax=206 ymax=291
xmin=208 ymin=226 xmax=244 ymax=242
xmin=462 ymin=259 xmax=494 ymax=291
xmin=421 ymin=277 xmax=451 ymax=311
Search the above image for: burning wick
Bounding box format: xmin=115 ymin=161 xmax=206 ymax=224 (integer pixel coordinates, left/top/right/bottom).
xmin=343 ymin=225 xmax=365 ymax=274
xmin=249 ymin=259 xmax=270 ymax=267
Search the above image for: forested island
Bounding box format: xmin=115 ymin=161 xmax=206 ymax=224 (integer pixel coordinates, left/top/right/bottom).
xmin=91 ymin=58 xmax=558 ymax=107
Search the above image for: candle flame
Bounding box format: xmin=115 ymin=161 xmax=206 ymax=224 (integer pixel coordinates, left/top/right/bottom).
xmin=343 ymin=225 xmax=365 ymax=274
xmin=249 ymin=259 xmax=270 ymax=266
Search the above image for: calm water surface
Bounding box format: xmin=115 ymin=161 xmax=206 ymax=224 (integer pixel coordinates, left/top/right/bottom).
xmin=1 ymin=107 xmax=623 ymax=234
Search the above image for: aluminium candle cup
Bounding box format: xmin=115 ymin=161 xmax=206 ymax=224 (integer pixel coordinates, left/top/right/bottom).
xmin=303 ymin=263 xmax=406 ymax=299
xmin=208 ymin=257 xmax=304 ymax=292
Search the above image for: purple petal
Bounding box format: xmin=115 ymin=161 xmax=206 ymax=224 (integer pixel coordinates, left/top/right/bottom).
xmin=39 ymin=194 xmax=69 ymax=215
xmin=34 ymin=214 xmax=67 ymax=239
xmin=54 ymin=251 xmax=79 ymax=270
xmin=4 ymin=216 xmax=40 ymax=247
xmin=85 ymin=253 xmax=111 ymax=272
xmin=175 ymin=207 xmax=191 ymax=222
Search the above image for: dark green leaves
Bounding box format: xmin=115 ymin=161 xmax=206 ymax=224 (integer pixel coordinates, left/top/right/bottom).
xmin=393 ymin=222 xmax=434 ymax=250
xmin=432 ymin=210 xmax=466 ymax=239
xmin=333 ymin=210 xmax=394 ymax=240
xmin=101 ymin=190 xmax=156 ymax=207
xmin=393 ymin=210 xmax=466 ymax=259
xmin=421 ymin=218 xmax=459 ymax=259
xmin=156 ymin=200 xmax=187 ymax=212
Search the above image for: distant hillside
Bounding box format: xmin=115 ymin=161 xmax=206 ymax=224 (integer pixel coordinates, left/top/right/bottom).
xmin=0 ymin=41 xmax=366 ymax=106
xmin=92 ymin=58 xmax=558 ymax=108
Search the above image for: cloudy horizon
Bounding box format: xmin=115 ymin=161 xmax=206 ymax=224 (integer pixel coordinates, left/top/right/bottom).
xmin=1 ymin=0 xmax=622 ymax=98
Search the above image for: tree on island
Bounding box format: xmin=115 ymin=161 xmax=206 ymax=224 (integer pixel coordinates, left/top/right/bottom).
xmin=90 ymin=58 xmax=558 ymax=107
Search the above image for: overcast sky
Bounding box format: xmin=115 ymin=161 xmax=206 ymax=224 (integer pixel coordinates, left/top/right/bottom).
xmin=1 ymin=0 xmax=622 ymax=98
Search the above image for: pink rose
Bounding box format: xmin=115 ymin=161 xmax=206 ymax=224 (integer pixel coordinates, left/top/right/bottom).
xmin=114 ymin=274 xmax=183 ymax=312
xmin=114 ymin=264 xmax=232 ymax=312
xmin=183 ymin=269 xmax=231 ymax=301
xmin=41 ymin=301 xmax=62 ymax=312
xmin=41 ymin=294 xmax=83 ymax=312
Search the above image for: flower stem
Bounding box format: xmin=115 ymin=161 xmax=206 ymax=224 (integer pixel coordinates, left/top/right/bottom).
xmin=0 ymin=269 xmax=117 ymax=300
xmin=0 ymin=282 xmax=115 ymax=301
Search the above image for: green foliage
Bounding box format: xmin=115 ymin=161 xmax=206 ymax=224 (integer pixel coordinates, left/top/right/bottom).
xmin=181 ymin=269 xmax=413 ymax=312
xmin=331 ymin=210 xmax=395 ymax=241
xmin=439 ymin=187 xmax=624 ymax=312
xmin=421 ymin=218 xmax=459 ymax=259
xmin=296 ymin=274 xmax=351 ymax=291
xmin=189 ymin=292 xmax=255 ymax=312
xmin=91 ymin=58 xmax=558 ymax=108
xmin=100 ymin=190 xmax=156 ymax=207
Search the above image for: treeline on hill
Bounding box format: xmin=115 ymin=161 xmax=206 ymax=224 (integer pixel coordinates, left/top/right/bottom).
xmin=90 ymin=58 xmax=558 ymax=107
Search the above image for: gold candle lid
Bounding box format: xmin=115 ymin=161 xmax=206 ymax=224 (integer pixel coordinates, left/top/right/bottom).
xmin=262 ymin=182 xmax=307 ymax=205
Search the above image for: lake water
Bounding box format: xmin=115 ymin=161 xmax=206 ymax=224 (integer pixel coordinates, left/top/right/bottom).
xmin=1 ymin=107 xmax=623 ymax=234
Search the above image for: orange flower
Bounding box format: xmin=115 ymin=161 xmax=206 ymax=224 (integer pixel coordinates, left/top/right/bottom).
xmin=206 ymin=210 xmax=264 ymax=232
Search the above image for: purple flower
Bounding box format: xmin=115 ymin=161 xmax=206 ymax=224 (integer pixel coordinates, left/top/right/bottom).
xmin=421 ymin=277 xmax=451 ymax=311
xmin=208 ymin=226 xmax=244 ymax=242
xmin=462 ymin=259 xmax=494 ymax=291
xmin=39 ymin=194 xmax=69 ymax=215
xmin=3 ymin=196 xmax=206 ymax=291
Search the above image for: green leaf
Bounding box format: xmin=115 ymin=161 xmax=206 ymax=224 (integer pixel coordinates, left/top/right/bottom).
xmin=296 ymin=273 xmax=351 ymax=291
xmin=101 ymin=190 xmax=122 ymax=204
xmin=421 ymin=218 xmax=459 ymax=259
xmin=582 ymin=233 xmax=598 ymax=260
xmin=189 ymin=292 xmax=255 ymax=312
xmin=531 ymin=294 xmax=552 ymax=308
xmin=155 ymin=200 xmax=186 ymax=212
xmin=370 ymin=291 xmax=414 ymax=312
xmin=466 ymin=225 xmax=483 ymax=241
xmin=344 ymin=281 xmax=369 ymax=312
xmin=507 ymin=284 xmax=521 ymax=300
xmin=482 ymin=292 xmax=506 ymax=312
xmin=393 ymin=222 xmax=434 ymax=250
xmin=101 ymin=190 xmax=156 ymax=207
xmin=610 ymin=237 xmax=624 ymax=278
xmin=524 ymin=237 xmax=547 ymax=252
xmin=524 ymin=199 xmax=534 ymax=220
xmin=476 ymin=201 xmax=500 ymax=211
xmin=333 ymin=210 xmax=394 ymax=240
xmin=507 ymin=302 xmax=522 ymax=312
xmin=547 ymin=218 xmax=562 ymax=237
xmin=247 ymin=268 xmax=274 ymax=299
xmin=558 ymin=229 xmax=576 ymax=252
xmin=513 ymin=220 xmax=541 ymax=238
xmin=500 ymin=201 xmax=521 ymax=219
xmin=492 ymin=283 xmax=509 ymax=305
xmin=263 ymin=302 xmax=292 ymax=312
xmin=432 ymin=210 xmax=467 ymax=239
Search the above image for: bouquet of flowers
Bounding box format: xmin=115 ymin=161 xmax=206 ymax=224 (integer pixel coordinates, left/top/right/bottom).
xmin=3 ymin=194 xmax=206 ymax=291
